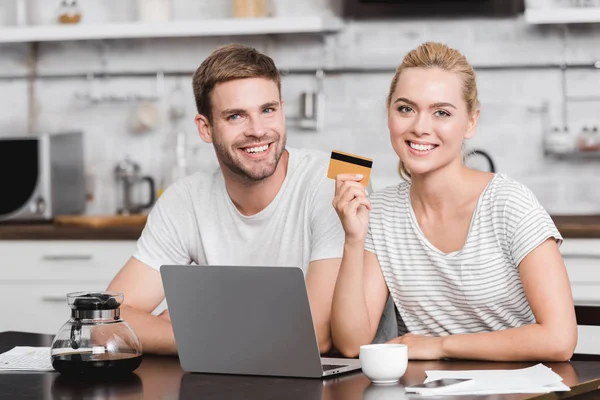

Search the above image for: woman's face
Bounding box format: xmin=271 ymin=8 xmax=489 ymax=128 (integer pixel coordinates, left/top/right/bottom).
xmin=387 ymin=67 xmax=479 ymax=178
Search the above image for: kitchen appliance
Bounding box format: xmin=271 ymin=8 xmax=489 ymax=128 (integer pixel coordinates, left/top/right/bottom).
xmin=50 ymin=292 xmax=143 ymax=377
xmin=344 ymin=0 xmax=524 ymax=18
xmin=114 ymin=157 xmax=155 ymax=215
xmin=465 ymin=149 xmax=496 ymax=173
xmin=0 ymin=131 xmax=85 ymax=222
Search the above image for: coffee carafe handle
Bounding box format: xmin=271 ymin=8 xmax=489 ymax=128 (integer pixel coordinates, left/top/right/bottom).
xmin=140 ymin=176 xmax=156 ymax=210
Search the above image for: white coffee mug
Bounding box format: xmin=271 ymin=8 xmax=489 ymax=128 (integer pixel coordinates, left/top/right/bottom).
xmin=359 ymin=343 xmax=408 ymax=385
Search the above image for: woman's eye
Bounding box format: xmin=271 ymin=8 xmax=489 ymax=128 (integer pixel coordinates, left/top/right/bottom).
xmin=434 ymin=110 xmax=450 ymax=117
xmin=398 ymin=106 xmax=413 ymax=113
xmin=228 ymin=114 xmax=241 ymax=121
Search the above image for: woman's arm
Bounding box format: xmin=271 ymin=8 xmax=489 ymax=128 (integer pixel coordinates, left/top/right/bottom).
xmin=331 ymin=247 xmax=389 ymax=357
xmin=330 ymin=173 xmax=390 ymax=358
xmin=394 ymin=238 xmax=577 ymax=361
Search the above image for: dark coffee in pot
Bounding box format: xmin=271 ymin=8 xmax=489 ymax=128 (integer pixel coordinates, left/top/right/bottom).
xmin=52 ymin=353 xmax=142 ymax=376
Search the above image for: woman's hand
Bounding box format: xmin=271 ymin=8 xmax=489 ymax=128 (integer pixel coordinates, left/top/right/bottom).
xmin=386 ymin=333 xmax=446 ymax=360
xmin=332 ymin=173 xmax=371 ymax=244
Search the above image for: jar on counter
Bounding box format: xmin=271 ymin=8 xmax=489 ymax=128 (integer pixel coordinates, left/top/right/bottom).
xmin=57 ymin=0 xmax=81 ymax=24
xmin=232 ymin=0 xmax=268 ymax=18
xmin=137 ymin=0 xmax=172 ymax=22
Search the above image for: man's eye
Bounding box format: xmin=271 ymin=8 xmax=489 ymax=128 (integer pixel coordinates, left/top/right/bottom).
xmin=263 ymin=108 xmax=275 ymax=114
xmin=228 ymin=114 xmax=241 ymax=121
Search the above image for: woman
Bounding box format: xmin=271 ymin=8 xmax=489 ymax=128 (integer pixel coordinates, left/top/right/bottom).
xmin=331 ymin=42 xmax=577 ymax=361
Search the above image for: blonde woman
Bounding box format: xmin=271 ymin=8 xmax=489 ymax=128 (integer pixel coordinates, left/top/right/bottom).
xmin=331 ymin=42 xmax=577 ymax=361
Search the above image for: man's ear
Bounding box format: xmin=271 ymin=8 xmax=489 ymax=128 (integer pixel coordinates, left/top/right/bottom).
xmin=464 ymin=109 xmax=480 ymax=140
xmin=195 ymin=114 xmax=212 ymax=144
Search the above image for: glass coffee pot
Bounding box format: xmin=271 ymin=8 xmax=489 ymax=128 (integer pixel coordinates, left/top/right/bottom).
xmin=50 ymin=292 xmax=143 ymax=376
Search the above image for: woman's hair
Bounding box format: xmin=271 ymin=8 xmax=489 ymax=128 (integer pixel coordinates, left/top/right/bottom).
xmin=386 ymin=42 xmax=480 ymax=181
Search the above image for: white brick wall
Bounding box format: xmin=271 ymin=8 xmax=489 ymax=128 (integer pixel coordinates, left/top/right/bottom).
xmin=0 ymin=0 xmax=599 ymax=215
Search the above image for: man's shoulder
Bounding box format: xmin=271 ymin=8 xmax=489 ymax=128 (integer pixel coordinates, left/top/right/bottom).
xmin=287 ymin=147 xmax=330 ymax=171
xmin=162 ymin=167 xmax=222 ymax=203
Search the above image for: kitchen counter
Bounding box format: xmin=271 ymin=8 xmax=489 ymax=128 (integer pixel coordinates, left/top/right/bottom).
xmin=0 ymin=222 xmax=143 ymax=240
xmin=552 ymin=215 xmax=600 ymax=239
xmin=0 ymin=215 xmax=598 ymax=240
xmin=3 ymin=331 xmax=600 ymax=400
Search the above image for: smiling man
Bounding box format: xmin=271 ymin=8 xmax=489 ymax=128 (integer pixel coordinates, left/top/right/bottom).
xmin=106 ymin=44 xmax=346 ymax=355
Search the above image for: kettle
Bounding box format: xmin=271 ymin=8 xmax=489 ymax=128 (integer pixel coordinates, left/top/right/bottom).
xmin=464 ymin=149 xmax=496 ymax=173
xmin=114 ymin=157 xmax=155 ymax=215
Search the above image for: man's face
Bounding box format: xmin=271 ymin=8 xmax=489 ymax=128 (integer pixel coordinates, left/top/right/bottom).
xmin=202 ymin=77 xmax=286 ymax=182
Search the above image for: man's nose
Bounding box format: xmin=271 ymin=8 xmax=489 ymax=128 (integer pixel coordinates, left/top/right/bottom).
xmin=247 ymin=116 xmax=267 ymax=137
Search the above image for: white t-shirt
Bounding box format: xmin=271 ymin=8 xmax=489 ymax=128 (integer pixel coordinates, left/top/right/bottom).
xmin=134 ymin=147 xmax=345 ymax=274
xmin=365 ymin=173 xmax=563 ymax=337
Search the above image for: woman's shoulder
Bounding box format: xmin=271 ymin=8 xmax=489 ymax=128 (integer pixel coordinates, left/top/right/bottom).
xmin=483 ymin=173 xmax=544 ymax=216
xmin=368 ymin=181 xmax=411 ymax=214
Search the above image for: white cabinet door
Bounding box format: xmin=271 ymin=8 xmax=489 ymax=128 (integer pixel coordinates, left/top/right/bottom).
xmin=0 ymin=241 xmax=137 ymax=281
xmin=560 ymin=239 xmax=600 ymax=305
xmin=0 ymin=240 xmax=137 ymax=334
xmin=0 ymin=282 xmax=110 ymax=335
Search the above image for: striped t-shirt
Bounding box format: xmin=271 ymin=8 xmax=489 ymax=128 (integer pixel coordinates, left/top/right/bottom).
xmin=365 ymin=173 xmax=562 ymax=337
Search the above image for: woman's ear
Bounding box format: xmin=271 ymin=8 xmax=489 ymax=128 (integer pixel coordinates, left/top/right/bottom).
xmin=464 ymin=109 xmax=480 ymax=140
xmin=195 ymin=114 xmax=212 ymax=143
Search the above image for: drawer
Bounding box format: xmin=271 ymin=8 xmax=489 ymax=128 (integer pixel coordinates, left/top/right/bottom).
xmin=560 ymin=239 xmax=600 ymax=304
xmin=0 ymin=241 xmax=137 ymax=281
xmin=0 ymin=282 xmax=111 ymax=335
xmin=560 ymin=239 xmax=600 ymax=258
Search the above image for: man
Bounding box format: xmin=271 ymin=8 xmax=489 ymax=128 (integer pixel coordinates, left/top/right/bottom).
xmin=106 ymin=44 xmax=345 ymax=355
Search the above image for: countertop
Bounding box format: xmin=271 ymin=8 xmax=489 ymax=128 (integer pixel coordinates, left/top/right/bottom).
xmin=2 ymin=331 xmax=600 ymax=400
xmin=0 ymin=215 xmax=599 ymax=241
xmin=0 ymin=221 xmax=144 ymax=240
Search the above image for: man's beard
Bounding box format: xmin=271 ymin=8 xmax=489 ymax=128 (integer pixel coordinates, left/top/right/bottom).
xmin=213 ymin=134 xmax=286 ymax=182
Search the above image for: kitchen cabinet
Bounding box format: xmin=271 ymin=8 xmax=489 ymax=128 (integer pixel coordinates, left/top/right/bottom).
xmin=560 ymin=238 xmax=600 ymax=357
xmin=525 ymin=7 xmax=600 ymax=24
xmin=0 ymin=240 xmax=137 ymax=334
xmin=561 ymin=239 xmax=600 ymax=305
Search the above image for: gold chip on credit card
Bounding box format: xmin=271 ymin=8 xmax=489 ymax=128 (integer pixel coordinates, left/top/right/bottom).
xmin=327 ymin=150 xmax=373 ymax=188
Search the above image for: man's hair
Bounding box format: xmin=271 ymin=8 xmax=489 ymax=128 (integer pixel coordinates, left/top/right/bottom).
xmin=192 ymin=44 xmax=281 ymax=123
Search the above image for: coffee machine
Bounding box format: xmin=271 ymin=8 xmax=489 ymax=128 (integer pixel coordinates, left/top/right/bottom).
xmin=114 ymin=157 xmax=155 ymax=215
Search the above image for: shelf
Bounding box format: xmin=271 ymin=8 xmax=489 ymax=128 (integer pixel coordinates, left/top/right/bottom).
xmin=545 ymin=149 xmax=600 ymax=159
xmin=525 ymin=7 xmax=600 ymax=24
xmin=0 ymin=16 xmax=344 ymax=44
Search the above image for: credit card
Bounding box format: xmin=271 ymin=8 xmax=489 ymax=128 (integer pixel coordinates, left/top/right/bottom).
xmin=327 ymin=150 xmax=373 ymax=188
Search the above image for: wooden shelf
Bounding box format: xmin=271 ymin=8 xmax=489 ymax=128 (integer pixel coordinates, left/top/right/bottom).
xmin=0 ymin=16 xmax=343 ymax=44
xmin=525 ymin=7 xmax=600 ymax=24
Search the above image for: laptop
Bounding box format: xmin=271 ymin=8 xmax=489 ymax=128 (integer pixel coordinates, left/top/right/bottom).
xmin=160 ymin=265 xmax=362 ymax=378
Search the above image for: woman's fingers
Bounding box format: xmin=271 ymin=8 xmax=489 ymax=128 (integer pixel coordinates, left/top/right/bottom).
xmin=344 ymin=197 xmax=372 ymax=214
xmin=335 ymin=173 xmax=365 ymax=194
xmin=335 ymin=185 xmax=368 ymax=213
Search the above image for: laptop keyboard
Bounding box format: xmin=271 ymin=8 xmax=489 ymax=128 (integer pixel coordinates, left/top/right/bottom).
xmin=322 ymin=364 xmax=347 ymax=371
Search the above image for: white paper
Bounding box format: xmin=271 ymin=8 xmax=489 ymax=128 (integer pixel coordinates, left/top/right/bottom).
xmin=0 ymin=347 xmax=54 ymax=371
xmin=408 ymin=363 xmax=571 ymax=396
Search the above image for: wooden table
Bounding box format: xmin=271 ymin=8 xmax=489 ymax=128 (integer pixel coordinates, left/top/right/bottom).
xmin=2 ymin=331 xmax=600 ymax=399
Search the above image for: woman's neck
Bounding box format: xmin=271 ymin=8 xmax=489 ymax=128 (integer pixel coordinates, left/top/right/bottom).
xmin=410 ymin=162 xmax=489 ymax=218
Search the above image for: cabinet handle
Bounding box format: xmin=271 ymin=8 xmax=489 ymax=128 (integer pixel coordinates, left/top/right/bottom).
xmin=41 ymin=296 xmax=66 ymax=303
xmin=42 ymin=254 xmax=93 ymax=261
xmin=562 ymin=254 xmax=600 ymax=259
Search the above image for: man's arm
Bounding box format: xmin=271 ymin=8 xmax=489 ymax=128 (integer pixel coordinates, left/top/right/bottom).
xmin=305 ymin=258 xmax=342 ymax=354
xmin=107 ymin=257 xmax=178 ymax=355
